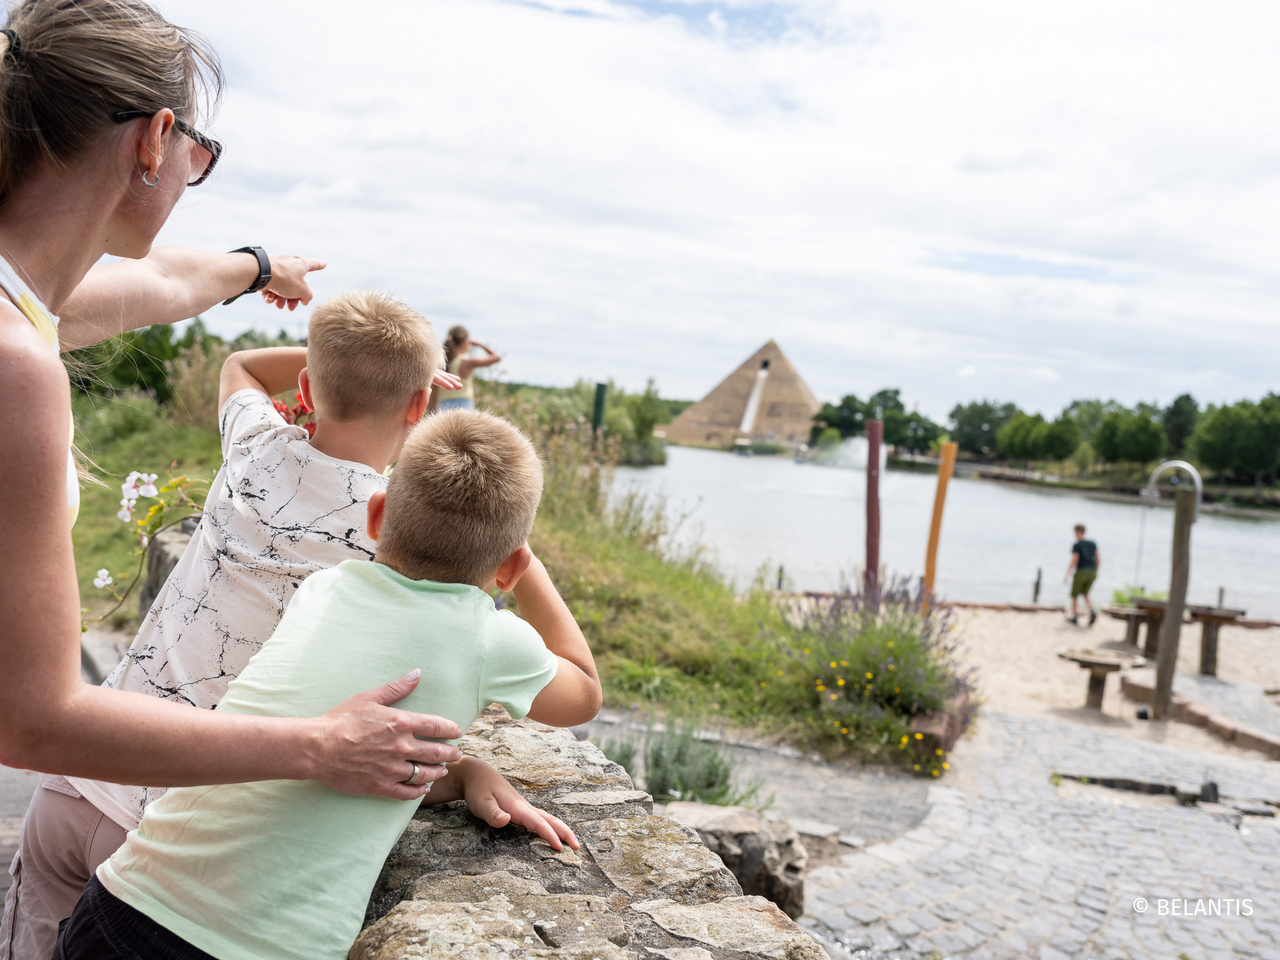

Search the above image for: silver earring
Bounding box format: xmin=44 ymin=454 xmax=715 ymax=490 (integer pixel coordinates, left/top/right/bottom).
xmin=141 ymin=170 xmax=160 ymax=187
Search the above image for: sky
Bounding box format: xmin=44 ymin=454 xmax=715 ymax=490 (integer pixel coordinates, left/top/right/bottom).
xmin=153 ymin=0 xmax=1280 ymax=421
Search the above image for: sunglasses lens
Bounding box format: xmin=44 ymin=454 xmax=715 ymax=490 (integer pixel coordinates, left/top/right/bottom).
xmin=188 ymin=143 xmax=213 ymax=186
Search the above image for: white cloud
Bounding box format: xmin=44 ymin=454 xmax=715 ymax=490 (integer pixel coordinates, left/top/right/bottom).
xmin=956 ymin=365 xmax=977 ymax=378
xmin=153 ymin=0 xmax=1280 ymax=421
xmin=1029 ymin=367 xmax=1061 ymax=383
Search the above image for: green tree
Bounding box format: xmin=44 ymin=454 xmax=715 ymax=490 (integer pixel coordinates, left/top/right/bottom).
xmin=1162 ymin=394 xmax=1199 ymax=456
xmin=997 ymin=412 xmax=1048 ymax=464
xmin=812 ymin=394 xmax=869 ymax=442
xmin=1194 ymin=404 xmax=1244 ymax=492
xmin=1093 ymin=412 xmax=1125 ymax=464
xmin=1063 ymin=399 xmax=1126 ymax=444
xmin=949 ymin=400 xmax=1019 ymax=456
xmin=1117 ymin=414 xmax=1165 ymax=468
xmin=1043 ymin=414 xmax=1080 ymax=469
xmin=1234 ymin=399 xmax=1280 ymax=495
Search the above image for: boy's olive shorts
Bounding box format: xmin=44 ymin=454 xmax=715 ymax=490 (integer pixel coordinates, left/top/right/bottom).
xmin=1071 ymin=568 xmax=1097 ymax=598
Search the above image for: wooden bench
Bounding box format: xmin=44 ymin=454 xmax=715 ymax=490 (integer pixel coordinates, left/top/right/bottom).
xmin=1102 ymin=605 xmax=1145 ymax=647
xmin=1058 ymin=648 xmax=1147 ymax=708
xmin=1186 ymin=604 xmax=1246 ymax=677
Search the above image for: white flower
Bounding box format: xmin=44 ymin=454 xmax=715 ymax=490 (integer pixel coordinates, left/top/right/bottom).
xmin=117 ymin=497 xmax=136 ymax=523
xmin=121 ymin=471 xmax=141 ymax=500
xmin=138 ymin=473 xmax=159 ymax=498
xmin=93 ymin=569 xmax=113 ymax=589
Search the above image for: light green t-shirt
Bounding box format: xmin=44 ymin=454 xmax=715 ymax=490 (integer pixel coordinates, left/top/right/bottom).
xmin=98 ymin=560 xmax=558 ymax=960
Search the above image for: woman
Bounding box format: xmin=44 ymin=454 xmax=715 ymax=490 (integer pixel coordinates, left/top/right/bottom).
xmin=0 ymin=0 xmax=463 ymax=866
xmin=432 ymin=325 xmax=502 ymax=411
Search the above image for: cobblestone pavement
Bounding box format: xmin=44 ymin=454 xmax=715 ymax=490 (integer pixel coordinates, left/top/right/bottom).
xmin=1127 ymin=667 xmax=1280 ymax=743
xmin=801 ymin=712 xmax=1280 ymax=960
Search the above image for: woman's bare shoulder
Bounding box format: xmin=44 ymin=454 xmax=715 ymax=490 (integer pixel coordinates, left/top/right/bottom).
xmin=0 ymin=303 xmax=72 ymax=418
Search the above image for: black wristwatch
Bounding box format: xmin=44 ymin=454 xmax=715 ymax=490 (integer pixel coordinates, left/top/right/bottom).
xmin=223 ymin=246 xmax=271 ymax=305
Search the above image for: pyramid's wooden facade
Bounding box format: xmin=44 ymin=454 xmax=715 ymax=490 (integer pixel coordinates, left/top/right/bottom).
xmin=663 ymin=340 xmax=821 ymax=450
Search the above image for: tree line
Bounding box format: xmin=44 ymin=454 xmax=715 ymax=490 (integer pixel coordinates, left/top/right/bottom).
xmin=813 ymin=391 xmax=1280 ymax=493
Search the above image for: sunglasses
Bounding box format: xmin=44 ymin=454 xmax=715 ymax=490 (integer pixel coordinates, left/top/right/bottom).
xmin=113 ymin=109 xmax=223 ymax=187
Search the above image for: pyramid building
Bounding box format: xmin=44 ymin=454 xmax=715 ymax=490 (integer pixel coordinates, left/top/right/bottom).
xmin=663 ymin=340 xmax=821 ymax=450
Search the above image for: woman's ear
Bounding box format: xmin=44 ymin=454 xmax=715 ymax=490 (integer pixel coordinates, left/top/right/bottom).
xmin=366 ymin=490 xmax=387 ymax=542
xmin=298 ymin=368 xmax=315 ymax=413
xmin=494 ymin=545 xmax=533 ymax=592
xmin=137 ymin=109 xmax=175 ymax=179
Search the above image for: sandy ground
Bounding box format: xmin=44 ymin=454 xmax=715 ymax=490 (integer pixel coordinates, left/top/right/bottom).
xmin=953 ymin=607 xmax=1280 ymax=761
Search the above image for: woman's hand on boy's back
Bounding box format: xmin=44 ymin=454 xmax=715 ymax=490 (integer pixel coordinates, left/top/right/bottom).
xmin=308 ymin=669 xmax=463 ymax=801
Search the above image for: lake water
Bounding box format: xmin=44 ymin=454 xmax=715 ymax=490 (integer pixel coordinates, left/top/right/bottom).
xmin=613 ymin=446 xmax=1280 ymax=620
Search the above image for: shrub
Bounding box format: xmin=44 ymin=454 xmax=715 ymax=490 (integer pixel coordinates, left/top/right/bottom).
xmin=168 ymin=337 xmax=231 ymax=428
xmin=767 ymin=577 xmax=974 ymax=776
xmin=642 ymin=718 xmax=766 ymax=807
xmin=597 ymin=737 xmax=639 ymax=779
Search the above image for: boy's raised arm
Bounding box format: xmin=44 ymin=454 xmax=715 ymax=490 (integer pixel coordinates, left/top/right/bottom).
xmin=219 ymin=347 xmax=308 ymax=413
xmin=513 ymin=554 xmax=602 ymax=727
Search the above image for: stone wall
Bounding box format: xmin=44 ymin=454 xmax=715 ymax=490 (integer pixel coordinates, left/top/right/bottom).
xmin=357 ymin=708 xmax=826 ymax=960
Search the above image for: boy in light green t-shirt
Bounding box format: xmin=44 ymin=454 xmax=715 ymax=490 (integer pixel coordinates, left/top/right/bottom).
xmin=56 ymin=409 xmax=603 ymax=960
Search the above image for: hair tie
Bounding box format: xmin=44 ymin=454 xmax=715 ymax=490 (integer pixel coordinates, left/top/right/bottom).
xmin=1 ymin=29 xmax=21 ymax=62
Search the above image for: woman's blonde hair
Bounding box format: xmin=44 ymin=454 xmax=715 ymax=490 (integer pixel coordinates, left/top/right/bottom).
xmin=0 ymin=0 xmax=222 ymax=204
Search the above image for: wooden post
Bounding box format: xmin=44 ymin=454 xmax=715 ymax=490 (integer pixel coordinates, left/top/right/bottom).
xmin=1153 ymin=488 xmax=1195 ymax=720
xmin=866 ymin=420 xmax=883 ymax=595
xmin=1199 ymin=621 xmax=1220 ymax=677
xmin=923 ymin=441 xmax=958 ymax=600
xmin=591 ymin=383 xmax=608 ymax=435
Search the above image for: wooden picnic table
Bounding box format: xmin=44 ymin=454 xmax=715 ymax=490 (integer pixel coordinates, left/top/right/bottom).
xmin=1186 ymin=604 xmax=1246 ymax=677
xmin=1058 ymin=648 xmax=1147 ymax=708
xmin=1128 ymin=596 xmax=1167 ymax=656
xmin=1102 ymin=605 xmax=1144 ymax=647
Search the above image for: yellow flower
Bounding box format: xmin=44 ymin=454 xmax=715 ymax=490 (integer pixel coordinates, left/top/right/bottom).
xmin=914 ymin=733 xmax=923 ymax=740
xmin=836 ymin=678 xmax=845 ymax=686
xmin=759 ymin=681 xmax=766 ymax=687
xmin=943 ymin=762 xmax=950 ymax=770
xmin=830 ymin=661 xmax=837 ymax=668
xmin=932 ymin=769 xmax=940 ymax=777
xmin=913 ymin=764 xmax=920 ymax=771
xmin=841 ymin=727 xmax=848 ymax=734
xmin=888 ymin=664 xmax=896 ymax=671
xmin=865 ymin=672 xmax=873 ymax=679
xmin=816 ymin=684 xmax=826 ymax=692
xmin=777 ymin=669 xmax=784 ymax=676
xmin=840 ymin=660 xmax=849 ymax=667
xmin=894 ymin=687 xmax=900 ymax=693
xmin=887 ymin=641 xmax=894 ymax=648
xmin=935 ymin=749 xmax=943 ymax=756
xmin=803 ymin=648 xmax=810 ymax=654
xmin=829 ymin=693 xmax=837 ymax=700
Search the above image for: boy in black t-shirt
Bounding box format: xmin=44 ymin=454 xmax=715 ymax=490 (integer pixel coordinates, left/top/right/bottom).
xmin=1065 ymin=523 xmax=1100 ymax=625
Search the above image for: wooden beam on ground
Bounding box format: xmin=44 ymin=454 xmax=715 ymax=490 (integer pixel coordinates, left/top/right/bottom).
xmin=923 ymin=441 xmax=958 ymax=601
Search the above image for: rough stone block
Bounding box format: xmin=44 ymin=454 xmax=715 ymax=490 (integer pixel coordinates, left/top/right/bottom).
xmin=462 ymin=712 xmax=634 ymax=803
xmin=664 ymin=802 xmax=807 ymax=919
xmin=550 ymin=790 xmax=654 ymax=822
xmin=632 ymin=896 xmax=828 ymax=960
xmin=1120 ymin=674 xmax=1154 ymax=703
xmin=351 ymin=899 xmax=630 ymax=960
xmin=1206 ymin=714 xmax=1238 ymax=741
xmin=1233 ymin=727 xmax=1280 ymax=760
xmin=579 ymin=816 xmax=742 ymax=903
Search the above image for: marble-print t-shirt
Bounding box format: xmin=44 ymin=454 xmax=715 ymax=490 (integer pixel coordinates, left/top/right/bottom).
xmin=67 ymin=389 xmax=388 ymax=830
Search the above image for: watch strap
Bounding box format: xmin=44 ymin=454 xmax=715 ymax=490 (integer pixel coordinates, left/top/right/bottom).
xmin=223 ymin=246 xmax=271 ymax=305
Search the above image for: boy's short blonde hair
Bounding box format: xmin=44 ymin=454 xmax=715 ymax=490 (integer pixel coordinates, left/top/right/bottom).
xmin=376 ymin=409 xmax=544 ymax=586
xmin=307 ymin=290 xmax=442 ymax=420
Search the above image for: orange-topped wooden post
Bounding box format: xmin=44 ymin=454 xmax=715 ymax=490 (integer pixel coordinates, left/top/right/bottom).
xmin=923 ymin=441 xmax=959 ymax=602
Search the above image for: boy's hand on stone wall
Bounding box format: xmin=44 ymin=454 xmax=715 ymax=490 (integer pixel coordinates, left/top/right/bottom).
xmin=455 ymin=757 xmax=579 ymax=851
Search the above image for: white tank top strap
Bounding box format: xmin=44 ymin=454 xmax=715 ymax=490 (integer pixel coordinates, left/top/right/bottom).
xmin=0 ymin=257 xmax=80 ymax=524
